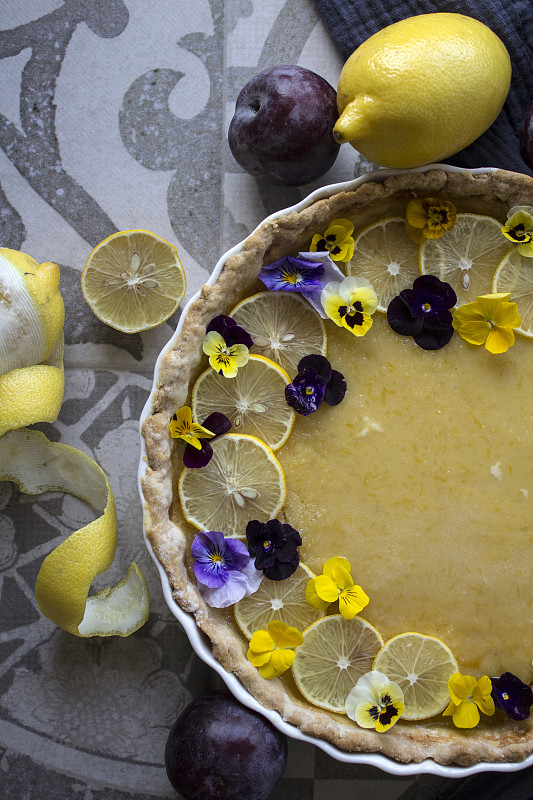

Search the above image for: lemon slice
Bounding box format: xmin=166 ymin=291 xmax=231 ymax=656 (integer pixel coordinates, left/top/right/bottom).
xmin=373 ymin=632 xmax=458 ymax=721
xmin=346 ymin=218 xmax=420 ymax=311
xmin=178 ymin=433 xmax=286 ymax=537
xmin=81 ymin=230 xmax=186 ymax=333
xmin=234 ymin=562 xmax=324 ymax=639
xmin=230 ymin=291 xmax=327 ymax=374
xmin=492 ymin=247 xmax=533 ymax=337
xmin=291 ymin=615 xmax=384 ymax=713
xmin=192 ymin=354 xmax=295 ymax=451
xmin=419 ymin=213 xmax=511 ymax=305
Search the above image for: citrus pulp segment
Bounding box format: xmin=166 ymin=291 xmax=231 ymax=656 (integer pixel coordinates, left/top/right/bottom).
xmin=178 ymin=433 xmax=286 ymax=537
xmin=419 ymin=214 xmax=511 ymax=305
xmin=234 ymin=562 xmax=324 ymax=639
xmin=229 ymin=291 xmax=327 ymax=374
xmin=346 ymin=218 xmax=420 ymax=311
xmin=291 ymin=615 xmax=384 ymax=713
xmin=492 ymin=247 xmax=533 ymax=337
xmin=81 ymin=230 xmax=186 ymax=333
xmin=192 ymin=354 xmax=295 ymax=451
xmin=373 ymin=632 xmax=458 ymax=721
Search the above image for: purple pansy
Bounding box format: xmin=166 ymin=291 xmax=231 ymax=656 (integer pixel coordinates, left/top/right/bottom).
xmin=259 ymin=251 xmax=345 ymax=319
xmin=387 ymin=274 xmax=457 ymax=350
xmin=285 ymin=354 xmax=347 ymax=416
xmin=491 ymin=672 xmax=533 ymax=721
xmin=191 ymin=530 xmax=262 ymax=607
xmin=246 ymin=519 xmax=302 ymax=581
xmin=206 ymin=314 xmax=254 ymax=349
xmin=182 ymin=412 xmax=232 ymax=468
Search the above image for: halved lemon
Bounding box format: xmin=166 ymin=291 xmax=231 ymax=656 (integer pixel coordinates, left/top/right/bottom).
xmin=192 ymin=354 xmax=295 ymax=451
xmin=346 ymin=217 xmax=420 ymax=311
xmin=178 ymin=433 xmax=286 ymax=537
xmin=373 ymin=632 xmax=458 ymax=721
xmin=420 ymin=214 xmax=511 ymax=305
xmin=230 ymin=291 xmax=326 ymax=375
xmin=291 ymin=615 xmax=384 ymax=713
xmin=492 ymin=247 xmax=533 ymax=337
xmin=234 ymin=562 xmax=324 ymax=639
xmin=81 ymin=230 xmax=186 ymax=333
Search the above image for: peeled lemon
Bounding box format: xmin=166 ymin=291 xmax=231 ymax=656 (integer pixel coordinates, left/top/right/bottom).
xmin=334 ymin=13 xmax=511 ymax=168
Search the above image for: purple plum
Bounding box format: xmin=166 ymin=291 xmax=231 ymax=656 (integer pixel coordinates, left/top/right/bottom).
xmin=228 ymin=65 xmax=340 ymax=186
xmin=164 ymin=693 xmax=288 ymax=800
xmin=520 ymin=100 xmax=533 ymax=170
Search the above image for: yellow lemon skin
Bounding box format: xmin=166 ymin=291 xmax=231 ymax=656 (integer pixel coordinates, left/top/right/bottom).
xmin=334 ymin=13 xmax=511 ymax=168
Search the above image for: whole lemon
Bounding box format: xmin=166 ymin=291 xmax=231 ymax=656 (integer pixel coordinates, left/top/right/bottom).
xmin=334 ymin=13 xmax=511 ymax=168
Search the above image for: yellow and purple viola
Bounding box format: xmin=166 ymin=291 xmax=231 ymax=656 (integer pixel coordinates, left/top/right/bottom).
xmin=452 ymin=293 xmax=521 ymax=354
xmin=345 ymin=671 xmax=405 ymax=732
xmin=306 ymin=556 xmax=369 ymax=620
xmin=321 ymin=276 xmax=378 ymax=337
xmin=405 ymin=197 xmax=456 ymax=244
xmin=169 ymin=406 xmax=231 ymax=468
xmin=203 ymin=314 xmax=253 ymax=377
xmin=191 ymin=530 xmax=262 ymax=608
xmin=285 ymin=354 xmax=346 ymax=416
xmin=247 ymin=620 xmax=304 ymax=679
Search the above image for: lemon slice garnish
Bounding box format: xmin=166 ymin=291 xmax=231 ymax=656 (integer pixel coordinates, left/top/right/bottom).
xmin=420 ymin=213 xmax=511 ymax=305
xmin=492 ymin=247 xmax=533 ymax=337
xmin=81 ymin=229 xmax=186 ymax=333
xmin=192 ymin=354 xmax=295 ymax=451
xmin=234 ymin=562 xmax=324 ymax=639
xmin=230 ymin=291 xmax=327 ymax=375
xmin=178 ymin=433 xmax=286 ymax=538
xmin=346 ymin=217 xmax=420 ymax=312
xmin=291 ymin=615 xmax=384 ymax=713
xmin=373 ymin=632 xmax=458 ymax=720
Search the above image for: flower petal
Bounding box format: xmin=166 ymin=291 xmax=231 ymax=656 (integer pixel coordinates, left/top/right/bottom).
xmin=452 ymin=699 xmax=480 ymax=728
xmin=305 ymin=577 xmax=332 ymax=609
xmin=183 ymin=440 xmax=213 ymax=468
xmin=448 ymin=673 xmax=478 ymax=704
xmin=323 ymin=556 xmax=351 ymax=579
xmin=453 ymin=319 xmax=490 ymax=346
xmin=338 ymin=585 xmax=369 ymax=619
xmin=261 ymin=648 xmax=295 ymax=678
xmin=248 ymin=628 xmax=275 ymax=654
xmin=202 ymin=329 xmax=226 ymax=356
xmin=387 ymin=295 xmax=424 ymax=336
xmin=323 ymin=369 xmax=347 ymax=406
xmin=201 ymin=412 xmax=232 ymax=437
xmin=313 ymin=574 xmax=341 ymax=604
xmin=268 ymin=619 xmax=304 ymax=649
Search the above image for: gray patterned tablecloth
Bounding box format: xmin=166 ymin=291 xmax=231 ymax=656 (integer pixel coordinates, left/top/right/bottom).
xmin=0 ymin=1 xmax=490 ymax=797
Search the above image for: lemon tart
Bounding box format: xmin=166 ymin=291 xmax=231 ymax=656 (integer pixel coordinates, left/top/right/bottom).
xmin=141 ymin=167 xmax=533 ymax=766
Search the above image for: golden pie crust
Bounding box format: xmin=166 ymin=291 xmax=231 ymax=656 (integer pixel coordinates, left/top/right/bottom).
xmin=141 ymin=168 xmax=533 ymax=766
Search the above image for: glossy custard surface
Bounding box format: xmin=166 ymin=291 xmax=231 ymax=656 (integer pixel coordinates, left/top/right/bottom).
xmin=278 ymin=314 xmax=533 ymax=679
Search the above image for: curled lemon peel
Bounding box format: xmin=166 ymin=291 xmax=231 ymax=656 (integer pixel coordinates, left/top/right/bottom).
xmin=0 ymin=249 xmax=149 ymax=637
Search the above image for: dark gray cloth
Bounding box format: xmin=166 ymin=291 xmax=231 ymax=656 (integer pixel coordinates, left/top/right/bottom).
xmin=313 ymin=0 xmax=533 ymax=175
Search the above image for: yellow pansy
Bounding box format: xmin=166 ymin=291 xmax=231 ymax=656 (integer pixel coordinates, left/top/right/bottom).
xmin=202 ymin=330 xmax=250 ymax=377
xmin=452 ymin=293 xmax=521 ymax=354
xmin=247 ymin=619 xmax=304 ymax=679
xmin=405 ymin=197 xmax=456 ymax=243
xmin=502 ymin=207 xmax=533 ymax=257
xmin=321 ymin=276 xmax=378 ymax=337
xmin=169 ymin=406 xmax=215 ymax=448
xmin=306 ymin=556 xmax=369 ymax=620
xmin=345 ymin=671 xmax=405 ymax=733
xmin=310 ymin=218 xmax=355 ymax=261
xmin=443 ymin=672 xmax=495 ymax=728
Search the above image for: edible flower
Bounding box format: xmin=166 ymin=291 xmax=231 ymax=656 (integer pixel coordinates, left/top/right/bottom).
xmin=443 ymin=672 xmax=495 ymax=728
xmin=203 ymin=314 xmax=253 ymax=377
xmin=452 ymin=293 xmax=521 ymax=354
xmin=285 ymin=354 xmax=346 ymax=416
xmin=405 ymin=197 xmax=456 ymax=244
xmin=387 ymin=274 xmax=457 ymax=350
xmin=247 ymin=619 xmax=304 ymax=679
xmin=491 ymin=672 xmax=533 ymax=721
xmin=306 ymin=556 xmax=369 ymax=620
xmin=170 ymin=410 xmax=232 ymax=468
xmin=191 ymin=530 xmax=262 ymax=608
xmin=310 ymin=218 xmax=355 ymax=261
xmin=345 ymin=671 xmax=405 ymax=733
xmin=246 ymin=518 xmax=302 ymax=581
xmin=259 ymin=250 xmax=345 ymax=319
xmin=321 ymin=276 xmax=378 ymax=337
xmin=502 ymin=207 xmax=533 ymax=256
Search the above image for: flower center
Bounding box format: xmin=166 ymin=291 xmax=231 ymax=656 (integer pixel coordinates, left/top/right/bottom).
xmin=262 ymin=539 xmax=272 ymax=551
xmin=422 ymin=302 xmax=431 ymax=312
